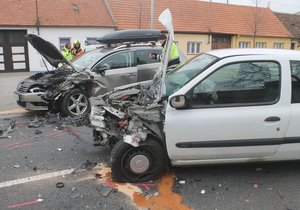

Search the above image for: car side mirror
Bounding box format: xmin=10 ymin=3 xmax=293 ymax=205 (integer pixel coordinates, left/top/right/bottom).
xmin=169 ymin=95 xmax=187 ymax=109
xmin=94 ymin=66 xmax=107 ymax=75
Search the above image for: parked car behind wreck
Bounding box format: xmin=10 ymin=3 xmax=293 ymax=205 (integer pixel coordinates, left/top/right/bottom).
xmin=15 ymin=30 xmax=175 ymax=117
xmin=90 ymin=9 xmax=300 ymax=183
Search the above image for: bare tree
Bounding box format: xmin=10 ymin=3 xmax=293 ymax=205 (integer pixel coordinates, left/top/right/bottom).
xmin=136 ymin=0 xmax=150 ymax=29
xmin=244 ymin=0 xmax=265 ymax=47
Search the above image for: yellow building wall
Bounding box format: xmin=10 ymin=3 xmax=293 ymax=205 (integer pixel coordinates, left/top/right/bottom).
xmin=231 ymin=35 xmax=291 ymax=49
xmin=174 ymin=33 xmax=211 ymax=59
xmin=174 ymin=33 xmax=293 ymax=58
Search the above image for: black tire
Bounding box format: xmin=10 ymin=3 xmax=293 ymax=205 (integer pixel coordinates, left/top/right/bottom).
xmin=60 ymin=88 xmax=90 ymax=117
xmin=110 ymin=139 xmax=166 ymax=183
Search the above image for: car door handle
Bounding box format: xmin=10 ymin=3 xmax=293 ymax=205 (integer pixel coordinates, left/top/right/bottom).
xmin=265 ymin=116 xmax=280 ymax=122
xmin=128 ymin=73 xmax=136 ymax=77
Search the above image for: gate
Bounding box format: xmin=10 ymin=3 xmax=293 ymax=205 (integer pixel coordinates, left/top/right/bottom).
xmin=0 ymin=30 xmax=29 ymax=73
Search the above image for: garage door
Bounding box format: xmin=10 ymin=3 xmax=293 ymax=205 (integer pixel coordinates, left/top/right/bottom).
xmin=0 ymin=30 xmax=29 ymax=73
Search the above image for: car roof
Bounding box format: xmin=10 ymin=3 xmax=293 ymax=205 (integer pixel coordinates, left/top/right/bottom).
xmin=208 ymin=48 xmax=300 ymax=60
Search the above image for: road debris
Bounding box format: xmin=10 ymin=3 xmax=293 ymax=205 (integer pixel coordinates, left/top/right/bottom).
xmin=96 ymin=184 xmax=115 ymax=197
xmin=0 ymin=120 xmax=15 ymax=139
xmin=179 ymin=180 xmax=186 ymax=185
xmin=35 ymin=129 xmax=43 ymax=134
xmin=63 ymin=113 xmax=90 ymax=127
xmin=253 ymin=184 xmax=259 ymax=189
xmin=56 ymin=182 xmax=65 ymax=188
xmin=200 ymin=190 xmax=206 ymax=194
xmin=14 ymin=164 xmax=20 ymax=168
xmin=48 ymin=113 xmax=60 ymax=124
xmin=57 ymin=148 xmax=63 ymax=151
xmin=277 ymin=189 xmax=284 ymax=198
xmin=95 ymin=174 xmax=102 ymax=180
xmin=28 ymin=115 xmax=42 ymax=128
xmin=72 ymin=194 xmax=83 ymax=199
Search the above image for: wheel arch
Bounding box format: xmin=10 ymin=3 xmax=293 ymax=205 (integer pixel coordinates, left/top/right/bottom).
xmin=146 ymin=134 xmax=171 ymax=167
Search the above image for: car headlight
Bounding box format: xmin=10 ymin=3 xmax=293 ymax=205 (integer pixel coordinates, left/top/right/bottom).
xmin=29 ymin=87 xmax=46 ymax=93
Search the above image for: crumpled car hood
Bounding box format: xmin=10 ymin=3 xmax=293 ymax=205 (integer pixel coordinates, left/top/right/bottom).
xmin=27 ymin=70 xmax=74 ymax=84
xmin=90 ymin=80 xmax=166 ymax=146
xmin=25 ymin=34 xmax=74 ymax=69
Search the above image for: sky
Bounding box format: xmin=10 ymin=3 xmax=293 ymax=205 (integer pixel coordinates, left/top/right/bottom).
xmin=200 ymin=0 xmax=300 ymax=14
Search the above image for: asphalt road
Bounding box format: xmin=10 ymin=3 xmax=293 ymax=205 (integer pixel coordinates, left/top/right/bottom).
xmin=0 ymin=114 xmax=299 ymax=210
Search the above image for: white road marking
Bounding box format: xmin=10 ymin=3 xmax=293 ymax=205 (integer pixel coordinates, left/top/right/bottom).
xmin=0 ymin=169 xmax=74 ymax=189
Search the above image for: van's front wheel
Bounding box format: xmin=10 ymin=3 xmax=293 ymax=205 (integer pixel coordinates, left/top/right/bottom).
xmin=110 ymin=139 xmax=166 ymax=183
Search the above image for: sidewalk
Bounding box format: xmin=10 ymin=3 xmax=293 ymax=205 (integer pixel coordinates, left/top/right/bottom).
xmin=0 ymin=72 xmax=35 ymax=116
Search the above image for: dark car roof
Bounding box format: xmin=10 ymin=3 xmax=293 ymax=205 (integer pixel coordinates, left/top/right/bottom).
xmin=97 ymin=30 xmax=161 ymax=44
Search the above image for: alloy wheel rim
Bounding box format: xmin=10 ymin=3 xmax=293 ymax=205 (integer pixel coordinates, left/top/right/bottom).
xmin=68 ymin=93 xmax=88 ymax=115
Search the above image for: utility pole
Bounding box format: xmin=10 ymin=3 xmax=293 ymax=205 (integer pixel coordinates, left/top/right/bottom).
xmin=35 ymin=0 xmax=40 ymax=35
xmin=151 ymin=0 xmax=154 ymax=29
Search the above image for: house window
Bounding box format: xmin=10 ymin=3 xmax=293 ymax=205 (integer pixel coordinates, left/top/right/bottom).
xmin=59 ymin=37 xmax=71 ymax=51
xmin=256 ymin=42 xmax=266 ymax=48
xmin=86 ymin=37 xmax=98 ymax=45
xmin=239 ymin=42 xmax=250 ymax=48
xmin=274 ymin=43 xmax=284 ymax=49
xmin=187 ymin=42 xmax=201 ymax=54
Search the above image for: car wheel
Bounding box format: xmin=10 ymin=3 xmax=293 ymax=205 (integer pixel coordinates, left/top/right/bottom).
xmin=60 ymin=89 xmax=90 ymax=117
xmin=110 ymin=139 xmax=166 ymax=183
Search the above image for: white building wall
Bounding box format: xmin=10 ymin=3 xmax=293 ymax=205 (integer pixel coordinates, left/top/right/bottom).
xmin=0 ymin=26 xmax=114 ymax=72
xmin=28 ymin=27 xmax=115 ymax=71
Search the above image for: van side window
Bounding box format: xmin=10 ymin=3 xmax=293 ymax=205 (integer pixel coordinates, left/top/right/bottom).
xmin=291 ymin=61 xmax=300 ymax=103
xmin=191 ymin=61 xmax=280 ymax=106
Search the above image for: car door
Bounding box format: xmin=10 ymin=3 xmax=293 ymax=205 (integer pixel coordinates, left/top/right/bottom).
xmin=165 ymin=55 xmax=290 ymax=163
xmin=135 ymin=49 xmax=161 ymax=82
xmin=91 ymin=51 xmax=136 ymax=94
xmin=283 ymin=60 xmax=300 ymax=156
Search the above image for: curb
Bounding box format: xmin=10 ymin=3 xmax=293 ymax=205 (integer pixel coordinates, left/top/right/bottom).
xmin=0 ymin=109 xmax=31 ymax=118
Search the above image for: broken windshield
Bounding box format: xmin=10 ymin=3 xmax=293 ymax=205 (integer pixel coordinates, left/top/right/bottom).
xmin=71 ymin=50 xmax=106 ymax=71
xmin=165 ymin=53 xmax=218 ymax=96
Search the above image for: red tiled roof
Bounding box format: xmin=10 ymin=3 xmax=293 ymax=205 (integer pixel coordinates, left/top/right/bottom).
xmin=107 ymin=0 xmax=291 ymax=38
xmin=0 ymin=0 xmax=115 ymax=27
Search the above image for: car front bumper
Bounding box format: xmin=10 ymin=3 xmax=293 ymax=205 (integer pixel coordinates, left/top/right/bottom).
xmin=14 ymin=91 xmax=49 ymax=110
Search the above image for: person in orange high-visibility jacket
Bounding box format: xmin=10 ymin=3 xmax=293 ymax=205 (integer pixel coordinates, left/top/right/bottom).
xmin=71 ymin=39 xmax=84 ymax=57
